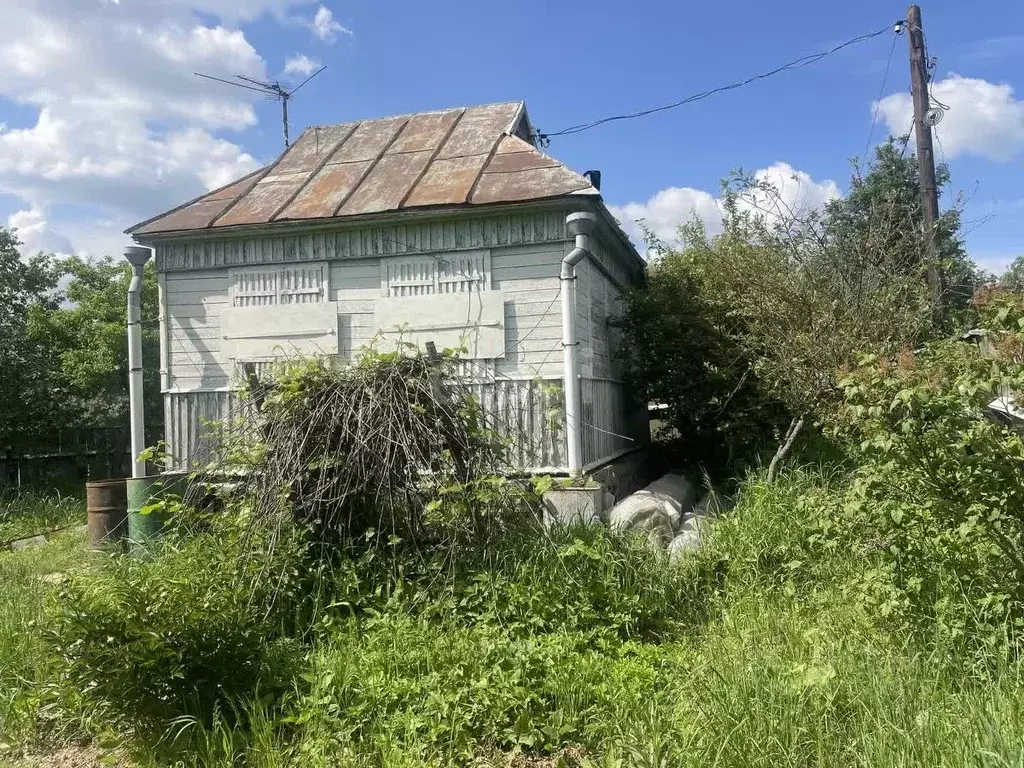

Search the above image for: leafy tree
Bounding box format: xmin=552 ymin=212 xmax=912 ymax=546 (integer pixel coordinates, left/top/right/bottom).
xmin=617 ymin=140 xmax=957 ymax=479
xmin=0 ymin=223 xmax=162 ymax=457
xmin=0 ymin=228 xmax=65 ymax=451
xmin=27 ymin=256 xmax=162 ymax=437
xmin=826 ymin=139 xmax=979 ymax=325
xmin=615 ymin=246 xmax=786 ymax=472
xmin=1000 ymin=255 xmax=1024 ymax=294
xmin=683 ymin=179 xmax=932 ymax=478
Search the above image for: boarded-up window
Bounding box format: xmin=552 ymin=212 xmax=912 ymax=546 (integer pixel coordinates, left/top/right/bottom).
xmin=383 ymin=251 xmax=489 ymax=297
xmin=230 ymin=263 xmax=327 ymax=307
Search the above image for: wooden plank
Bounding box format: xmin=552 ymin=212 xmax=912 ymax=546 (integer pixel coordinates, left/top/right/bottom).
xmin=165 ymin=274 xmax=230 ymax=295
xmin=169 ymin=326 xmax=221 ymax=341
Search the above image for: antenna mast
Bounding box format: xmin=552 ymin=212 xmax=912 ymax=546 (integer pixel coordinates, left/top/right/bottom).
xmin=194 ymin=66 xmax=327 ymax=148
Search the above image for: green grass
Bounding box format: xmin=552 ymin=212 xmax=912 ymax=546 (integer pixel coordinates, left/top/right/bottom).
xmin=4 ymin=474 xmax=1024 ymax=767
xmin=0 ymin=529 xmax=91 ymax=753
xmin=0 ymin=492 xmax=84 ymax=543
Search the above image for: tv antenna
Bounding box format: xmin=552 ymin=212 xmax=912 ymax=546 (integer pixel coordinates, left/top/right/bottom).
xmin=194 ymin=65 xmax=327 ymax=148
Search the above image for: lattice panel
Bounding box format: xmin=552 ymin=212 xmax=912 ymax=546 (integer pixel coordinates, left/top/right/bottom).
xmin=231 ymin=269 xmax=278 ymax=307
xmin=384 ymin=251 xmax=490 ymax=297
xmin=230 ymin=263 xmax=326 ymax=307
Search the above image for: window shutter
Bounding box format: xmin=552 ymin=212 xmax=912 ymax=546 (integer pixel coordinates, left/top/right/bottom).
xmin=385 ymin=257 xmax=436 ymax=297
xmin=438 ymin=253 xmax=487 ymax=294
xmin=384 ymin=252 xmax=489 ymax=297
xmin=232 ymin=269 xmax=278 ymax=307
xmin=230 ymin=263 xmax=326 ymax=307
xmin=279 ymin=265 xmax=325 ymax=304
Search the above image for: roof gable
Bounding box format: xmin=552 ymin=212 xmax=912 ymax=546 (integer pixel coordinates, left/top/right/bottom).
xmin=130 ymin=101 xmax=597 ymax=237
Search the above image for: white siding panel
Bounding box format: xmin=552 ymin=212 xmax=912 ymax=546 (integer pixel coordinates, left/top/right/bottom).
xmin=333 ymin=258 xmax=382 ymax=361
xmin=490 ymin=244 xmax=564 ymax=378
xmin=165 ymin=270 xmax=231 ymax=392
xmin=166 ymin=275 xmax=232 ymax=295
xmin=328 ymin=259 xmax=380 ymax=297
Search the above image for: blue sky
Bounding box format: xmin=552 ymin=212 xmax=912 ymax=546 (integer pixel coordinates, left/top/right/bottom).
xmin=2 ymin=0 xmax=1023 ymax=271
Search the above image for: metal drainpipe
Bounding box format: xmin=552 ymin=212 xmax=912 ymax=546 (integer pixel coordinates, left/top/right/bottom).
xmin=560 ymin=212 xmax=598 ymax=477
xmin=124 ymin=246 xmax=152 ymax=479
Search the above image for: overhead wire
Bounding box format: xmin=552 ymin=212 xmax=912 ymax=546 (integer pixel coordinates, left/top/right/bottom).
xmin=861 ymin=26 xmax=901 ymax=168
xmin=540 ymin=22 xmax=901 ymax=140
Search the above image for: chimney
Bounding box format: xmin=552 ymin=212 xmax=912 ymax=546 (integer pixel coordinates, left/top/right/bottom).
xmin=584 ymin=170 xmax=602 ymax=192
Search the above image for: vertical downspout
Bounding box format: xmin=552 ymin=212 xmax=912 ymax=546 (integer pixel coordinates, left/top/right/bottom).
xmin=560 ymin=212 xmax=598 ymax=477
xmin=124 ymin=246 xmax=152 ymax=479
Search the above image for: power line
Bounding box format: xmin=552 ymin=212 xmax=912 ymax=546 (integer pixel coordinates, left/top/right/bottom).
xmin=861 ymin=24 xmax=902 ymax=168
xmin=540 ymin=22 xmax=902 ymax=140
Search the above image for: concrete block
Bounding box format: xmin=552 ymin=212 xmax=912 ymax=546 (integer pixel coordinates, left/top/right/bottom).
xmin=543 ymin=485 xmax=605 ymax=526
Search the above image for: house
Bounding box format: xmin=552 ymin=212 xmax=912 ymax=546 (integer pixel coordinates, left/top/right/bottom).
xmin=127 ymin=101 xmax=648 ymax=478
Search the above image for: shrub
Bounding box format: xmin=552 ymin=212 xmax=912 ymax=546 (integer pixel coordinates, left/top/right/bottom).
xmin=54 ymin=527 xmax=303 ymax=734
xmin=615 ymin=254 xmax=783 ymax=472
xmin=836 ymin=338 xmax=1024 ymax=652
xmin=210 ymin=351 xmax=523 ymax=553
xmin=318 ymin=521 xmax=718 ymax=645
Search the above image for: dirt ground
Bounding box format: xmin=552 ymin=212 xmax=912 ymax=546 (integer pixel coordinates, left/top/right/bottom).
xmin=4 ymin=745 xmax=127 ymax=768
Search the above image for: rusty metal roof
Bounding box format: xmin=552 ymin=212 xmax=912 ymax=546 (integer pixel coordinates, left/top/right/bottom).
xmin=129 ymin=101 xmax=599 ymax=236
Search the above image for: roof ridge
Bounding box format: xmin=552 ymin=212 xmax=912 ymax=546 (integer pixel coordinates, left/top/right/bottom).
xmin=305 ymin=100 xmax=524 ymax=130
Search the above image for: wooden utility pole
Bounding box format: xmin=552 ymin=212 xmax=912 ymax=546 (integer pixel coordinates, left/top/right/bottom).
xmin=906 ymin=4 xmax=944 ymax=320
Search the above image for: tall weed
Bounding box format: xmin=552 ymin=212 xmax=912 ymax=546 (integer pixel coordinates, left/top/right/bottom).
xmin=54 ymin=525 xmax=304 ymax=735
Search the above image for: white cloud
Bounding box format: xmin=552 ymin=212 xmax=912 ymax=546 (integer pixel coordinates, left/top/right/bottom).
xmin=0 ymin=0 xmax=315 ymax=253
xmin=609 ymin=188 xmax=723 ymax=246
xmin=284 ymin=53 xmax=321 ymax=77
xmin=7 ymin=206 xmax=73 ymax=256
xmin=876 ymin=74 xmax=1024 ymax=162
xmin=307 ymin=5 xmax=352 ymax=42
xmin=973 ymin=251 xmax=1019 ymax=275
xmin=608 ymin=163 xmax=840 ymax=249
xmin=742 ymin=162 xmax=841 ymax=222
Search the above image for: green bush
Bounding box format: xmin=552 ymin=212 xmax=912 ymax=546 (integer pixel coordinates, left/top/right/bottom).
xmin=835 ymin=338 xmax=1024 ymax=653
xmin=54 ymin=528 xmax=303 ymax=734
xmin=321 ymin=522 xmax=718 ymax=645
xmin=615 ymin=252 xmax=784 ymax=472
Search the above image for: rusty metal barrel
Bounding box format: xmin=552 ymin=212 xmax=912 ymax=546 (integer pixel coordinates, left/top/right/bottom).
xmin=86 ymin=479 xmax=128 ymax=551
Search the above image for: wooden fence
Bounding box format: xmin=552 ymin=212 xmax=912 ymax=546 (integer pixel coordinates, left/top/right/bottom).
xmin=0 ymin=428 xmax=132 ymax=489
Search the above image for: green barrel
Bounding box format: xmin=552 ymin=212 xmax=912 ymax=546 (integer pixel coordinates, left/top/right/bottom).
xmin=127 ymin=472 xmax=189 ymax=550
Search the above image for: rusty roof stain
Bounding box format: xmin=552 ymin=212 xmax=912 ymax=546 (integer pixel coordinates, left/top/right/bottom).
xmin=128 ymin=101 xmax=599 ymax=236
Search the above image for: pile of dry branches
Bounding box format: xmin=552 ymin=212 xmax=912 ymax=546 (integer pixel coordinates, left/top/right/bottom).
xmin=216 ymin=351 xmax=515 ymax=546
